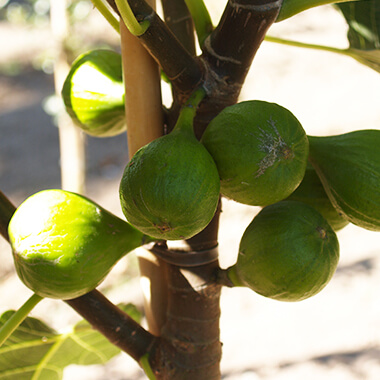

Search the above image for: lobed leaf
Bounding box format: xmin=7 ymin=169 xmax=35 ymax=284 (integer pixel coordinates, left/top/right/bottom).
xmin=0 ymin=304 xmax=142 ymax=380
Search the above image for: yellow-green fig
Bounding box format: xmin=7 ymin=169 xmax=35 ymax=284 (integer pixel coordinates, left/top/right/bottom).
xmin=201 ymin=100 xmax=309 ymax=206
xmin=8 ymin=190 xmax=151 ymax=299
xmin=61 ymin=49 xmax=126 ymax=137
xmin=308 ymin=130 xmax=380 ymax=231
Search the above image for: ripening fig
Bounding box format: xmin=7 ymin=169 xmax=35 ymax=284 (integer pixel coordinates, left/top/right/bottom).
xmin=286 ymin=162 xmax=349 ymax=231
xmin=119 ymin=88 xmax=220 ymax=240
xmin=61 ymin=49 xmax=126 ymax=137
xmin=8 ymin=190 xmax=151 ymax=299
xmin=227 ymin=201 xmax=340 ymax=302
xmin=201 ymin=100 xmax=309 ymax=206
xmin=308 ymin=130 xmax=380 ymax=231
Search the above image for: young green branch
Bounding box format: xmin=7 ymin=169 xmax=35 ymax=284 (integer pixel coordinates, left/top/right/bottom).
xmin=0 ymin=293 xmax=44 ymax=347
xmin=184 ymin=0 xmax=213 ymax=47
xmin=91 ymin=0 xmax=120 ymax=33
xmin=115 ymin=0 xmax=150 ymax=35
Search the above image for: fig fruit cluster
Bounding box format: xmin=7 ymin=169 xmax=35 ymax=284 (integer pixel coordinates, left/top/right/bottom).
xmin=8 ymin=54 xmax=378 ymax=304
xmin=199 ymin=101 xmax=379 ymax=302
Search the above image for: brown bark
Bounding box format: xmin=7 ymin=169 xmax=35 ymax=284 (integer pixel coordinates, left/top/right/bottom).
xmin=0 ymin=191 xmax=16 ymax=242
xmin=201 ymin=0 xmax=283 ymax=86
xmin=151 ymin=261 xmax=222 ymax=379
xmin=161 ymin=0 xmax=196 ymax=56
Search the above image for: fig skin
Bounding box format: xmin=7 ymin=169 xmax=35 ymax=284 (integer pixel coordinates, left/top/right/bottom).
xmin=8 ymin=190 xmax=150 ymax=299
xmin=286 ymin=162 xmax=349 ymax=231
xmin=201 ymin=100 xmax=309 ymax=206
xmin=308 ymin=130 xmax=380 ymax=231
xmin=61 ymin=49 xmax=126 ymax=137
xmin=228 ymin=201 xmax=340 ymax=302
xmin=119 ymin=128 xmax=221 ymax=240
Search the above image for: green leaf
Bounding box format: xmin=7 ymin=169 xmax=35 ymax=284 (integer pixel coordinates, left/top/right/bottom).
xmin=337 ymin=0 xmax=380 ymax=49
xmin=277 ymin=0 xmax=357 ymax=22
xmin=0 ymin=303 xmax=142 ymax=380
xmin=336 ymin=0 xmax=380 ymax=72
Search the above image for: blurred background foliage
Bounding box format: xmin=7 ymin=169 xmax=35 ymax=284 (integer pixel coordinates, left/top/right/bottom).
xmin=0 ymin=0 xmax=92 ymax=28
xmin=0 ymin=0 xmax=119 ymax=75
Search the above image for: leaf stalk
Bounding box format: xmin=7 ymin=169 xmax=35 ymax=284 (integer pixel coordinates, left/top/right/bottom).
xmin=0 ymin=294 xmax=44 ymax=347
xmin=90 ymin=0 xmax=120 ymax=33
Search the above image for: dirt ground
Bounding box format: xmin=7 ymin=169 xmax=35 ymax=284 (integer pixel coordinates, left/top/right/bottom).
xmin=1 ymin=3 xmax=380 ymax=380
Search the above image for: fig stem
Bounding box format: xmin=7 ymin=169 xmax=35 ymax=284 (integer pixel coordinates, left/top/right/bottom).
xmin=0 ymin=293 xmax=44 ymax=347
xmin=91 ymin=0 xmax=120 ymax=33
xmin=215 ymin=267 xmax=237 ymax=287
xmin=115 ymin=0 xmax=149 ymax=36
xmin=139 ymin=353 xmax=157 ymax=379
xmin=173 ymin=86 xmax=206 ymax=132
xmin=184 ymin=0 xmax=213 ymax=47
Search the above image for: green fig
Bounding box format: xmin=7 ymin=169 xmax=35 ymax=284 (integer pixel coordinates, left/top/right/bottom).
xmin=61 ymin=49 xmax=126 ymax=137
xmin=201 ymin=100 xmax=309 ymax=206
xmin=8 ymin=189 xmax=151 ymax=299
xmin=119 ymin=88 xmax=220 ymax=240
xmin=308 ymin=130 xmax=380 ymax=231
xmin=286 ymin=162 xmax=349 ymax=231
xmin=228 ymin=201 xmax=340 ymax=302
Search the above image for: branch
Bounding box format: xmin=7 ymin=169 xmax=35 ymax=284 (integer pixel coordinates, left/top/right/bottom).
xmin=66 ymin=289 xmax=158 ymax=362
xmin=202 ymin=0 xmax=283 ymax=87
xmin=0 ymin=191 xmax=16 ymax=242
xmin=161 ymin=0 xmax=196 ymax=55
xmin=149 ymin=260 xmax=223 ymax=379
xmin=109 ymin=0 xmax=203 ymax=96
